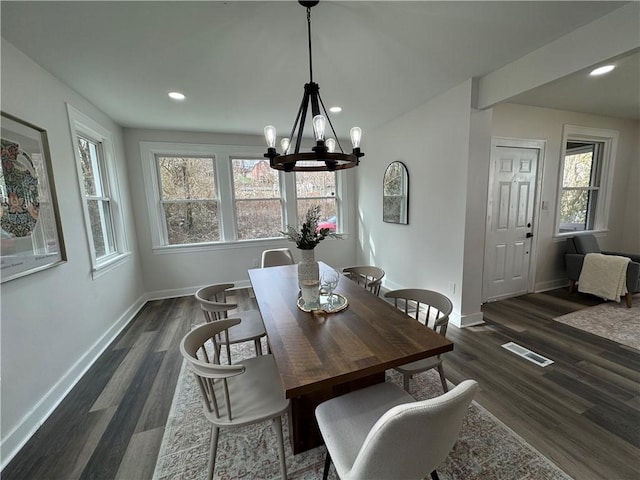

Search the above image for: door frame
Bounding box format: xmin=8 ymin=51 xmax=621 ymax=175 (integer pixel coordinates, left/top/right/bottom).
xmin=483 ymin=137 xmax=546 ymax=302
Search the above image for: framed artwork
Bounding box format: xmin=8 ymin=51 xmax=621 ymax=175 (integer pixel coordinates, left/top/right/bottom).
xmin=1 ymin=112 xmax=66 ymax=282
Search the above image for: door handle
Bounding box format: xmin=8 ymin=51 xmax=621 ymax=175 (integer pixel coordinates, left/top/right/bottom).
xmin=526 ymin=232 xmax=533 ymax=238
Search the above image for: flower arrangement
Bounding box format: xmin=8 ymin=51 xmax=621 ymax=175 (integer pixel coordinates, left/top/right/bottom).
xmin=281 ymin=205 xmax=341 ymax=250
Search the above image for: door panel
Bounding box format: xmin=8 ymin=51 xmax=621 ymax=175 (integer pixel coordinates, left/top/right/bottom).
xmin=483 ymin=145 xmax=539 ymax=302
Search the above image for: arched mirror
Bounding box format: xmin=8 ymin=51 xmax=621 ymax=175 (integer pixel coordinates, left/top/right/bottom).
xmin=383 ymin=161 xmax=409 ymax=224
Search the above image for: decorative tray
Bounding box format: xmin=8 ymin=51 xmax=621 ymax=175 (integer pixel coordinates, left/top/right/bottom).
xmin=297 ymin=293 xmax=348 ymax=313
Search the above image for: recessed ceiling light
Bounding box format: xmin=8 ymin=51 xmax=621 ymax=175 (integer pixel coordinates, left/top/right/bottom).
xmin=329 ymin=106 xmax=342 ymax=113
xmin=590 ymin=65 xmax=615 ymax=76
xmin=168 ymin=91 xmax=186 ymax=100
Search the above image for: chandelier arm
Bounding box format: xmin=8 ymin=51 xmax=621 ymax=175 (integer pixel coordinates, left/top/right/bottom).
xmin=289 ymin=90 xmax=308 ymax=154
xmin=294 ymin=88 xmax=311 ymax=154
xmin=318 ymin=92 xmax=346 ymax=154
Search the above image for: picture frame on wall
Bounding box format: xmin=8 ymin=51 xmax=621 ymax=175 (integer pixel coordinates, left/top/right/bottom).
xmin=1 ymin=112 xmax=66 ymax=283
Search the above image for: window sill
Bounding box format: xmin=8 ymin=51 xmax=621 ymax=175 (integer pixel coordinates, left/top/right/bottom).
xmin=92 ymin=251 xmax=132 ymax=279
xmin=151 ymin=235 xmax=350 ymax=255
xmin=552 ymin=229 xmax=608 ymax=242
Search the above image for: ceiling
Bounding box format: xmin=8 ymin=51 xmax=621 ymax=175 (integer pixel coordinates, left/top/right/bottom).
xmin=1 ymin=1 xmax=637 ymax=139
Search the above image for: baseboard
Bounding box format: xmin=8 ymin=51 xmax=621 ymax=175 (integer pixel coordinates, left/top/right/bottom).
xmin=146 ymin=279 xmax=253 ymax=301
xmin=451 ymin=310 xmax=484 ymax=328
xmin=534 ymin=278 xmax=569 ymax=293
xmin=0 ymin=294 xmax=148 ymax=471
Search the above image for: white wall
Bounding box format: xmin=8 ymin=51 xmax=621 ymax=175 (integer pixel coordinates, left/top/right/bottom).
xmin=491 ymin=103 xmax=640 ymax=290
xmin=461 ymin=108 xmax=493 ymax=323
xmin=355 ymin=87 xmax=639 ymax=326
xmin=356 ymin=80 xmax=476 ymax=325
xmin=0 ymin=41 xmax=145 ymax=465
xmin=123 ymin=128 xmax=358 ymax=297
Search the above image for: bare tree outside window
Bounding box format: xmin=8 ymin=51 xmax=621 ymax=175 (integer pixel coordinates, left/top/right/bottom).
xmin=232 ymin=158 xmax=283 ymax=239
xmin=157 ymin=156 xmax=219 ymax=244
xmin=142 ymin=144 xmax=347 ymax=248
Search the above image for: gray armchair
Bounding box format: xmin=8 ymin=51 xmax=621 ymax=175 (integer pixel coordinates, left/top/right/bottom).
xmin=565 ymin=234 xmax=640 ymax=307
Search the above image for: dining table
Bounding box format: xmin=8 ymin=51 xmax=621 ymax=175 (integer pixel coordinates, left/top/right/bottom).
xmin=248 ymin=261 xmax=454 ymax=454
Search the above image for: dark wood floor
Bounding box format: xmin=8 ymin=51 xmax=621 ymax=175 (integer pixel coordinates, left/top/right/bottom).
xmin=3 ymin=288 xmax=638 ymax=479
xmin=445 ymin=289 xmax=639 ymax=480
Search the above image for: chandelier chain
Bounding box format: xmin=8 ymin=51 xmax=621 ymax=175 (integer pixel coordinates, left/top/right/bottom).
xmin=307 ymin=7 xmax=313 ymax=83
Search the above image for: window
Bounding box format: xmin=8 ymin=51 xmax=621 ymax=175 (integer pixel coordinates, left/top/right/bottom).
xmin=140 ymin=143 xmax=347 ymax=250
xmin=295 ymin=162 xmax=338 ymax=232
xmin=156 ymin=156 xmax=219 ymax=245
xmin=556 ymin=125 xmax=618 ymax=235
xmin=78 ymin=136 xmax=116 ymax=258
xmin=231 ymin=158 xmax=283 ymax=240
xmin=68 ymin=104 xmax=129 ymax=276
xmin=559 ymin=142 xmax=601 ymax=232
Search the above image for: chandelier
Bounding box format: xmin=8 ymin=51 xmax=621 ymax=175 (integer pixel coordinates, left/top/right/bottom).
xmin=264 ymin=0 xmax=364 ymax=172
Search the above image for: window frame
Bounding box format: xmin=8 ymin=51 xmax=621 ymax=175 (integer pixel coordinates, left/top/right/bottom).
xmin=67 ymin=104 xmax=130 ymax=277
xmin=554 ymin=125 xmax=619 ymax=238
xmin=140 ymin=142 xmax=348 ymax=252
xmin=155 ymin=155 xmax=220 ymax=245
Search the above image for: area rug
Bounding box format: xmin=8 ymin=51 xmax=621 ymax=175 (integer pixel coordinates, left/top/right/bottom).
xmin=553 ymin=293 xmax=640 ymax=350
xmin=153 ymin=342 xmax=570 ymax=480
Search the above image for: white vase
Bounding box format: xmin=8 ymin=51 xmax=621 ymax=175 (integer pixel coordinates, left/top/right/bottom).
xmin=298 ymin=248 xmax=320 ymax=289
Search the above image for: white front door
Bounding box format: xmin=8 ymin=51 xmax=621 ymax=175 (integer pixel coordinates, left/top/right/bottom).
xmin=483 ymin=141 xmax=541 ymax=302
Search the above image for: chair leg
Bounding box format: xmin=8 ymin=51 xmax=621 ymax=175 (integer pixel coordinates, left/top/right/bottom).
xmin=208 ymin=426 xmax=219 ymax=480
xmin=323 ymin=450 xmax=331 ymax=480
xmin=437 ymin=364 xmax=449 ymax=393
xmin=403 ymin=374 xmax=411 ymax=393
xmin=626 ymin=292 xmax=632 ymax=308
xmin=226 ymin=343 xmax=232 ymax=365
xmin=568 ymin=279 xmax=576 ymax=293
xmin=255 ymin=338 xmax=263 ymax=356
xmin=272 ymin=416 xmax=287 ymax=480
xmin=430 ymin=470 xmax=440 ymax=480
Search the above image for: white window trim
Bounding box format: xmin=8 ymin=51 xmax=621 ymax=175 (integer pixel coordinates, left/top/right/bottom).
xmin=139 ymin=141 xmax=348 ymax=253
xmin=67 ymin=104 xmax=129 ymax=278
xmin=554 ymin=125 xmax=619 ymax=238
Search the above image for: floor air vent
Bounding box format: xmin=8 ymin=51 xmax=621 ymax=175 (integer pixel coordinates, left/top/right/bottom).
xmin=501 ymin=342 xmax=554 ymax=367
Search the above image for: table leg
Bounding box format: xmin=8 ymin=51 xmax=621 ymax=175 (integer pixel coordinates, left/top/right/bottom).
xmin=288 ymin=371 xmax=385 ymax=454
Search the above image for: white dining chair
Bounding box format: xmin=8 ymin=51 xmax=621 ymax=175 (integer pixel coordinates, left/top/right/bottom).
xmin=385 ymin=288 xmax=453 ymax=393
xmin=261 ymin=248 xmax=295 ymax=267
xmin=342 ymin=265 xmax=385 ymax=296
xmin=195 ymin=283 xmax=266 ymax=364
xmin=181 ymin=319 xmax=289 ymax=480
xmin=315 ymin=379 xmax=478 ymax=479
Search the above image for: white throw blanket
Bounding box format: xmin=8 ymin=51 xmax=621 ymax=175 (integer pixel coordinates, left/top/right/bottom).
xmin=578 ymin=253 xmax=630 ymax=302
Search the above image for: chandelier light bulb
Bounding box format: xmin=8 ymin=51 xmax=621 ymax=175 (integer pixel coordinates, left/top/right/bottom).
xmin=264 ymin=125 xmax=277 ymax=148
xmin=312 ymin=115 xmax=326 ymax=141
xmin=350 ymin=127 xmax=362 ymax=148
xmin=281 ymin=137 xmax=291 ymax=154
xmin=326 ymin=138 xmax=336 ymax=153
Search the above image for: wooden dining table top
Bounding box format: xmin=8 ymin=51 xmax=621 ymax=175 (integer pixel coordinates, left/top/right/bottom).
xmin=248 ymin=262 xmax=454 ymax=398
